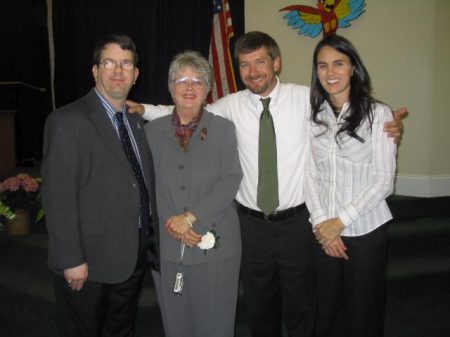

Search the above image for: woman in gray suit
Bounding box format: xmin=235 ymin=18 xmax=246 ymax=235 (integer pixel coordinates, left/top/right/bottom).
xmin=145 ymin=51 xmax=243 ymax=337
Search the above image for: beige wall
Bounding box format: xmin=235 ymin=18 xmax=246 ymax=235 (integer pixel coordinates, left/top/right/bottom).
xmin=245 ymin=0 xmax=450 ymax=196
xmin=432 ymin=1 xmax=450 ymax=175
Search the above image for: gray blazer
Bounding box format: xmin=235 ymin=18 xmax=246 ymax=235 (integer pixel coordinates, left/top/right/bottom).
xmin=145 ymin=109 xmax=242 ymax=264
xmin=41 ymin=89 xmax=160 ymax=283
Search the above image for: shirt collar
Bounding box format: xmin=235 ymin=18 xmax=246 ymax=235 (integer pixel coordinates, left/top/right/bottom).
xmin=94 ymin=88 xmax=126 ymax=116
xmin=323 ymin=100 xmax=350 ymax=117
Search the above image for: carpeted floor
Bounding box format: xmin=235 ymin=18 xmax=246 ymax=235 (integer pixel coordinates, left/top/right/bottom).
xmin=1 ymin=196 xmax=449 ymax=337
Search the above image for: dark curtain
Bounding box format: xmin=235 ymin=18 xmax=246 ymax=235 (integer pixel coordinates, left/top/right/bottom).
xmin=0 ymin=0 xmax=52 ymax=162
xmin=53 ymin=0 xmax=244 ymax=108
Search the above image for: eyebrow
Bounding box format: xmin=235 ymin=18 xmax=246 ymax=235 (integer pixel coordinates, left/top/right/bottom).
xmin=317 ymin=58 xmax=347 ymax=64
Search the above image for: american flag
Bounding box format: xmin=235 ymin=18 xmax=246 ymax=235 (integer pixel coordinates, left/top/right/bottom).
xmin=208 ymin=0 xmax=237 ymax=102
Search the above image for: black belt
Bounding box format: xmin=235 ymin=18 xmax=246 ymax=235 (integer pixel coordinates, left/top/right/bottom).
xmin=237 ymin=202 xmax=306 ymax=222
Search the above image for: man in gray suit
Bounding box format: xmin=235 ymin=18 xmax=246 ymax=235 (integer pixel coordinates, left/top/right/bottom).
xmin=41 ymin=34 xmax=159 ymax=337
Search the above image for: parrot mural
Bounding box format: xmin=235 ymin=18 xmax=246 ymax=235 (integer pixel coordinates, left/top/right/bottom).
xmin=279 ymin=0 xmax=366 ymax=38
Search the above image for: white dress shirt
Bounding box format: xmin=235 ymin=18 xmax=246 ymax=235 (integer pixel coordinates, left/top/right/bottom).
xmin=305 ymin=101 xmax=397 ymax=236
xmin=143 ymin=78 xmax=311 ymax=211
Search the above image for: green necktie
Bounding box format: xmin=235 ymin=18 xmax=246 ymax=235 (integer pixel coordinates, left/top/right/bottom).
xmin=257 ymin=97 xmax=279 ymax=215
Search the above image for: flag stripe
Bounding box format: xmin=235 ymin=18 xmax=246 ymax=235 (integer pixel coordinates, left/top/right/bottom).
xmin=208 ymin=0 xmax=237 ymax=102
xmin=218 ymin=2 xmax=236 ymax=89
xmin=210 ymin=25 xmax=224 ymax=98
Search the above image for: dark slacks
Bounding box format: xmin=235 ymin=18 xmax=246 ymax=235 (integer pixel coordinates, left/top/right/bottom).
xmin=53 ymin=231 xmax=148 ymax=337
xmin=314 ymin=225 xmax=388 ymax=337
xmin=239 ymin=207 xmax=316 ymax=337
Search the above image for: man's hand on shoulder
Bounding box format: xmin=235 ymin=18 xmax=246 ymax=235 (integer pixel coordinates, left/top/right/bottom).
xmin=384 ymin=107 xmax=408 ymax=144
xmin=64 ymin=262 xmax=88 ymax=291
xmin=126 ymin=100 xmax=145 ymax=116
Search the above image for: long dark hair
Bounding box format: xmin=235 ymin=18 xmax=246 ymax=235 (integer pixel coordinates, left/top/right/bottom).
xmin=310 ymin=35 xmax=375 ymax=142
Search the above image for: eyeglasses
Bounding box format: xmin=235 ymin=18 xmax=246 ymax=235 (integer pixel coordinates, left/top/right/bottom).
xmin=174 ymin=76 xmax=205 ymax=89
xmin=99 ymin=59 xmax=135 ymax=70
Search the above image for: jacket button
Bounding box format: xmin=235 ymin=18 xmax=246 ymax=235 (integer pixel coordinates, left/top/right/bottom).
xmin=179 ymin=165 xmax=184 ymax=170
xmin=181 ymin=186 xmax=186 ymax=191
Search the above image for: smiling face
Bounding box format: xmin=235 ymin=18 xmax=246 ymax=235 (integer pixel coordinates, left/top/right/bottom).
xmin=171 ymin=66 xmax=208 ymax=121
xmin=316 ymin=45 xmax=353 ymax=107
xmin=92 ymin=43 xmax=139 ymax=110
xmin=238 ymin=46 xmax=280 ymax=97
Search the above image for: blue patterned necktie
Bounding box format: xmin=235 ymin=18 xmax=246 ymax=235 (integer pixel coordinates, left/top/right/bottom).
xmin=257 ymin=97 xmax=279 ymax=215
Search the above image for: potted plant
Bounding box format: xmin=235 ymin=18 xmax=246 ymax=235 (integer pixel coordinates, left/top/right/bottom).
xmin=0 ymin=200 xmax=15 ymax=231
xmin=0 ymin=173 xmax=44 ymax=235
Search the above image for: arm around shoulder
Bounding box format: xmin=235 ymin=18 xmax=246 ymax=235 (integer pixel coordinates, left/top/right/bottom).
xmin=384 ymin=106 xmax=408 ymax=144
xmin=142 ymin=104 xmax=173 ymax=121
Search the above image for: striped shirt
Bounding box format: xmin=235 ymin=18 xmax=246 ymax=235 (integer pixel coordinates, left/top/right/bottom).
xmin=94 ymin=89 xmax=150 ymax=225
xmin=305 ymin=101 xmax=397 ymax=237
xmin=94 ymin=88 xmax=144 ymax=172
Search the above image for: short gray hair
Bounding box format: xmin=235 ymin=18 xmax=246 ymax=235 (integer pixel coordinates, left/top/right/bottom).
xmin=168 ymin=51 xmax=212 ymax=93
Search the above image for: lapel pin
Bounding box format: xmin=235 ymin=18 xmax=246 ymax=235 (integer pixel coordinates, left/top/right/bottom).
xmin=200 ymin=127 xmax=208 ymax=141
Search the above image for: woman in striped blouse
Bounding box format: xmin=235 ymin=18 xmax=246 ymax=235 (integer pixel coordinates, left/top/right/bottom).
xmin=305 ymin=35 xmax=397 ymax=337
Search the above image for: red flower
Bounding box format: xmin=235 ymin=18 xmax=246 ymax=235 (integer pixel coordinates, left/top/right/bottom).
xmin=0 ymin=174 xmax=42 ymax=212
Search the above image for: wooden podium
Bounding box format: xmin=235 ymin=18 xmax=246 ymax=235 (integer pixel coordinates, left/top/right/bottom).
xmin=0 ymin=110 xmax=16 ymax=178
xmin=0 ymin=81 xmax=46 ymax=177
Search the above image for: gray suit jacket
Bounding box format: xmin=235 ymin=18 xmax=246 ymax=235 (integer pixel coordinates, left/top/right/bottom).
xmin=145 ymin=109 xmax=242 ymax=264
xmin=41 ymin=89 xmax=160 ymax=283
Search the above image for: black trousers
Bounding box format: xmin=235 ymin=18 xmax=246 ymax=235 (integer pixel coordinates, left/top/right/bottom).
xmin=314 ymin=225 xmax=388 ymax=337
xmin=238 ymin=207 xmax=316 ymax=337
xmin=53 ymin=231 xmax=148 ymax=337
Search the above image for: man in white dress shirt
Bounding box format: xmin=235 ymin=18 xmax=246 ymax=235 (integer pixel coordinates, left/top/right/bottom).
xmin=130 ymin=31 xmax=405 ymax=337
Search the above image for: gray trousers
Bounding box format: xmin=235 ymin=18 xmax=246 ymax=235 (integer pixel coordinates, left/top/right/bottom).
xmin=152 ymin=253 xmax=241 ymax=337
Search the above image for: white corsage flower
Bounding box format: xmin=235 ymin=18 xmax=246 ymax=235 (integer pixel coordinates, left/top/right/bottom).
xmin=197 ymin=230 xmax=220 ymax=253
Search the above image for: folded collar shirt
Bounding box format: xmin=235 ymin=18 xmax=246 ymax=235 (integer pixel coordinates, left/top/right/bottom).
xmin=209 ymin=78 xmax=311 ymax=211
xmin=305 ymin=101 xmax=397 ymax=236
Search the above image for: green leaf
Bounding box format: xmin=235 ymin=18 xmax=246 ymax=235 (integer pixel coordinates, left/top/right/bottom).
xmin=35 ymin=208 xmax=45 ymax=224
xmin=0 ymin=201 xmax=16 ymax=220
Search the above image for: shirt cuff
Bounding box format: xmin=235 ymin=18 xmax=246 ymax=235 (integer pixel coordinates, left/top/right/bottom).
xmin=338 ymin=204 xmax=359 ymax=227
xmin=309 ymin=208 xmax=327 ymax=227
xmin=142 ymin=104 xmax=151 ymax=120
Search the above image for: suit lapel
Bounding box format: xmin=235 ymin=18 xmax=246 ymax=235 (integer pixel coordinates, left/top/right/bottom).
xmin=84 ymin=90 xmax=135 ymax=179
xmin=127 ymin=112 xmax=153 ymax=189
